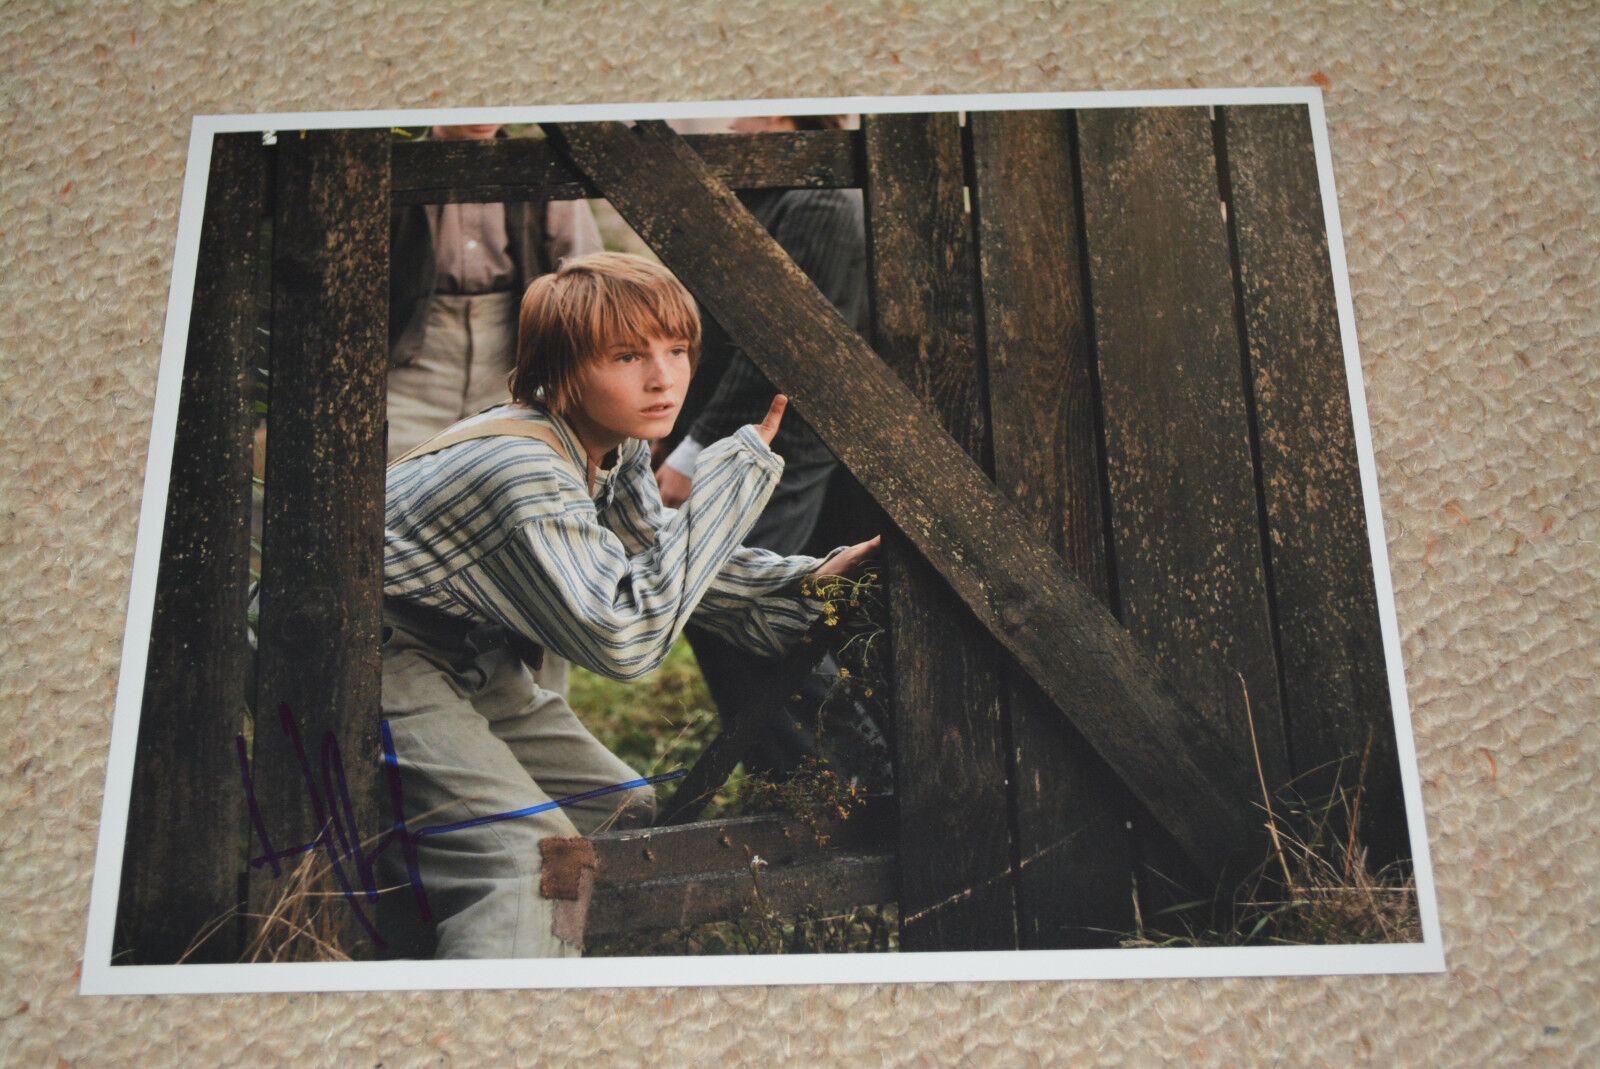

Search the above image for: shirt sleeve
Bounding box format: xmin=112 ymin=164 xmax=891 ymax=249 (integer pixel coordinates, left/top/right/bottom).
xmin=608 ymin=437 xmax=830 ymax=659
xmin=661 ymin=434 xmax=704 ymax=477
xmin=688 ymin=543 xmax=834 ymax=657
xmin=438 ymin=426 xmax=806 ymax=679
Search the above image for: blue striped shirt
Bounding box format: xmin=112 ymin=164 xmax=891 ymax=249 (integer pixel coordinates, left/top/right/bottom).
xmin=384 ymin=404 xmax=825 ymax=680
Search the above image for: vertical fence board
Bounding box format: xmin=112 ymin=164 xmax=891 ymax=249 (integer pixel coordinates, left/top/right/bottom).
xmin=863 ymin=113 xmax=1017 ymax=950
xmin=968 ymin=110 xmax=1137 ymax=947
xmin=1221 ymin=105 xmax=1407 ymax=859
xmin=248 ymin=130 xmax=390 ymax=957
xmin=117 ymin=133 xmax=265 ymax=964
xmin=1077 ymin=107 xmax=1291 ymax=809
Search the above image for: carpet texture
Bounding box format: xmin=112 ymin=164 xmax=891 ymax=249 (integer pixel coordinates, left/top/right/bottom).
xmin=1 ymin=2 xmax=1595 ymax=1064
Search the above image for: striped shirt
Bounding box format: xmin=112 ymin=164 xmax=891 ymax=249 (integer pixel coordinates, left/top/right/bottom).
xmin=384 ymin=404 xmax=825 ymax=680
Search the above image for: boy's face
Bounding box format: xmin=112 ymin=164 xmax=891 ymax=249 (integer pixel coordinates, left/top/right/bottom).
xmin=567 ymin=335 xmax=691 ymax=454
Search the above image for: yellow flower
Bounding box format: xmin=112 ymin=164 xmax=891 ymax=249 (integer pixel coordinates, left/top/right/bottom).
xmin=839 ymin=667 xmax=850 ymax=678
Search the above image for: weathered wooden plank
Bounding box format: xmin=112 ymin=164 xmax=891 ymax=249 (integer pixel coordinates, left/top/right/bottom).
xmin=1077 ymin=107 xmax=1291 ymax=805
xmin=970 ymin=113 xmax=1109 ymax=592
xmin=116 ymin=133 xmax=264 ymax=964
xmin=863 ymin=114 xmax=990 ymax=466
xmin=863 ymin=112 xmax=1015 ymax=951
xmin=591 ymin=796 xmax=895 ymax=937
xmin=593 ymin=798 xmax=894 ymax=883
xmin=248 ymin=130 xmax=390 ymax=957
xmin=685 ymin=130 xmax=861 ymax=191
xmin=391 ymin=130 xmax=860 ymax=205
xmin=1221 ymin=104 xmax=1407 ymax=859
xmin=879 ymin=548 xmax=1015 ymax=948
xmin=542 ymin=119 xmax=1259 ymax=881
xmin=968 ymin=109 xmax=1137 ymax=947
xmin=587 ymin=852 xmax=896 ymax=937
xmin=391 ymin=134 xmax=587 ymax=204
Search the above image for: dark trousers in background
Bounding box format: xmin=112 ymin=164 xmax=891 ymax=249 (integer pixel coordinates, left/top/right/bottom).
xmin=685 ymin=450 xmax=836 ymax=777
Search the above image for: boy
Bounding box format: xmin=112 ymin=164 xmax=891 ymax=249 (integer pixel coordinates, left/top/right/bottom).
xmin=380 ymin=252 xmax=877 ymax=958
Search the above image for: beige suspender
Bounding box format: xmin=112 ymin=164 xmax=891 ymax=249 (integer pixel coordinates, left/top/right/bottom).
xmin=387 ymin=418 xmax=597 ymax=494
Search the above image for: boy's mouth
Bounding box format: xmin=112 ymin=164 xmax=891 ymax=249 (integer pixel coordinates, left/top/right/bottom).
xmin=642 ymin=402 xmax=677 ymax=416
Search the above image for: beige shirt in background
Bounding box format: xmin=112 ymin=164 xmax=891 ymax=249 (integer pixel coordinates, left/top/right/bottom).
xmin=429 ymin=202 xmax=517 ymax=295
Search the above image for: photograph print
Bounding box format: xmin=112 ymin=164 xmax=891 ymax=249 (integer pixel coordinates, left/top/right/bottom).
xmin=85 ymin=90 xmax=1441 ymax=994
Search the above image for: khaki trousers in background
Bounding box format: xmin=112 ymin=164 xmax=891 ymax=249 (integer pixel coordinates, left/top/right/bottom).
xmin=385 ymin=290 xmax=569 ymax=695
xmin=375 ymin=606 xmax=653 ymax=958
xmin=386 ymin=291 xmax=518 ymax=461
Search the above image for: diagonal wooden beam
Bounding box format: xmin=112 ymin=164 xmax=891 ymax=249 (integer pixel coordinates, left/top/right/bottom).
xmin=543 ymin=119 xmax=1261 ymax=876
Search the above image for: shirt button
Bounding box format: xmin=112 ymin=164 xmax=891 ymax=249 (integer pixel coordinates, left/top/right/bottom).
xmin=465 ymin=239 xmax=479 ymax=250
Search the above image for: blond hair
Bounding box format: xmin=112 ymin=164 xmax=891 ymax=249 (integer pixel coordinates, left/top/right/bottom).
xmin=511 ymin=252 xmax=701 ymax=415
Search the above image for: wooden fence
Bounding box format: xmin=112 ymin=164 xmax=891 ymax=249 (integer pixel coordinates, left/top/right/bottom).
xmin=115 ymin=108 xmax=1406 ymax=963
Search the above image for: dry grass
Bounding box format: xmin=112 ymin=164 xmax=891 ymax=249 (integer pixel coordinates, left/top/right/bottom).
xmin=234 ymin=849 xmax=367 ymax=963
xmin=1122 ymin=675 xmax=1420 ymax=948
xmin=183 ymin=840 xmax=395 ymax=964
xmin=1125 ymin=789 xmax=1421 ymax=949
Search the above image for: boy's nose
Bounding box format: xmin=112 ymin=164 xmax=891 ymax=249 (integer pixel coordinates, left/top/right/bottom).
xmin=645 ymin=354 xmax=677 ymax=388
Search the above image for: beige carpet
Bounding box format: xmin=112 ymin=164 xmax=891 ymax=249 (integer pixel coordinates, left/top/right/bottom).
xmin=2 ymin=2 xmax=1595 ymax=1064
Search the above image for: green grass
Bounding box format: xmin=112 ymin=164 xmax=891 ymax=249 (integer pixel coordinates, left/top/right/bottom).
xmin=568 ymin=637 xmax=717 ymax=778
xmin=567 ymin=637 xmax=762 ymax=821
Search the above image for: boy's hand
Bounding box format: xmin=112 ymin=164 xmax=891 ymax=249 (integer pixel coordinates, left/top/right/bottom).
xmin=814 ymin=534 xmax=881 ymax=577
xmin=754 ymin=394 xmax=787 ymax=448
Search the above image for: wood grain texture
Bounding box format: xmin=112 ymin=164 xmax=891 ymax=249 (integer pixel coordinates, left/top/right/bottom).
xmin=1221 ymin=104 xmax=1408 ymax=859
xmin=593 ymin=798 xmax=894 ymax=884
xmin=543 ymin=118 xmax=1260 ymax=881
xmin=587 ymin=852 xmax=896 ymax=937
xmin=1077 ymin=107 xmax=1291 ymax=811
xmin=863 ymin=113 xmax=990 ymax=467
xmin=969 ymin=109 xmax=1138 ymax=947
xmin=248 ymin=130 xmax=390 ymax=957
xmin=863 ymin=112 xmax=1015 ymax=950
xmin=115 ymin=133 xmax=264 ymax=964
xmin=391 ymin=130 xmax=860 ymax=206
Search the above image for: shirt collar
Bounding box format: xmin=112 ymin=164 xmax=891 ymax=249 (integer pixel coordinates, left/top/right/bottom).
xmin=506 ymin=403 xmax=626 ymax=505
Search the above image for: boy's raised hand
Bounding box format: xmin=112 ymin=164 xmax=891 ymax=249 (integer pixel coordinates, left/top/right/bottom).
xmin=755 ymin=394 xmax=788 ymax=447
xmin=815 ymin=534 xmax=882 ymax=577
xmin=656 ymin=394 xmax=789 ymax=508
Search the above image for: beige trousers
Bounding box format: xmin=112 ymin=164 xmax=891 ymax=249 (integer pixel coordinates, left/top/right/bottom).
xmin=377 ymin=603 xmax=654 ymax=958
xmin=386 ymin=291 xmax=518 ymax=460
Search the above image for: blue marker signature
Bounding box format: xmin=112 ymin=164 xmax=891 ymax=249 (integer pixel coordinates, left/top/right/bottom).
xmin=236 ymin=702 xmax=684 ymax=947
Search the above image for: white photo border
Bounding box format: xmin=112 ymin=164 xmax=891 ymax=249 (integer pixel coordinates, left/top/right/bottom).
xmin=82 ymin=88 xmax=1444 ymax=996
